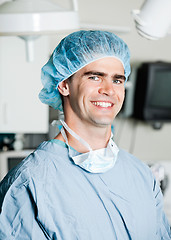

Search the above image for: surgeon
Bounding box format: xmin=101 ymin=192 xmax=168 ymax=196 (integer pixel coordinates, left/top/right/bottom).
xmin=0 ymin=30 xmax=171 ymax=239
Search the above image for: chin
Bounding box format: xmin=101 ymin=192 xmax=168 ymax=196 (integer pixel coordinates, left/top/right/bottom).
xmin=90 ymin=117 xmax=114 ymax=127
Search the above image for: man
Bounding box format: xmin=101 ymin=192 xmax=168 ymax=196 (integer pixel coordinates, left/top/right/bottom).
xmin=0 ymin=30 xmax=170 ymax=239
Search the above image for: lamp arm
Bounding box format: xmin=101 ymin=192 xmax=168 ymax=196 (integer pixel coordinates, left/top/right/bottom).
xmin=72 ymin=0 xmax=78 ymax=12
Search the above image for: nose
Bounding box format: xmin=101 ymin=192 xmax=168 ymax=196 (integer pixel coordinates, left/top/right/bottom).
xmin=98 ymin=79 xmax=115 ymax=96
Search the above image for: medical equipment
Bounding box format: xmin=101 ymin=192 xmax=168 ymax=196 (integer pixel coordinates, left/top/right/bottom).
xmin=133 ymin=62 xmax=171 ymax=129
xmin=0 ymin=0 xmax=79 ymax=62
xmin=132 ymin=0 xmax=171 ymax=40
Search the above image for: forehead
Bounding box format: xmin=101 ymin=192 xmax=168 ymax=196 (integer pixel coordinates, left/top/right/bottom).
xmin=76 ymin=57 xmax=125 ymax=76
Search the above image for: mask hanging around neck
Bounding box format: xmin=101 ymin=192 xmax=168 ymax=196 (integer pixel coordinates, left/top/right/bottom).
xmin=60 ymin=120 xmax=119 ymax=173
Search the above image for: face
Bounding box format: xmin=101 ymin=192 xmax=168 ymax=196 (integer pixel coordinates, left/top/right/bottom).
xmin=58 ymin=57 xmax=125 ymax=128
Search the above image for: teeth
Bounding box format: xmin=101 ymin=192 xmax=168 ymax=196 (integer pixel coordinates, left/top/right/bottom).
xmin=92 ymin=102 xmax=112 ymax=107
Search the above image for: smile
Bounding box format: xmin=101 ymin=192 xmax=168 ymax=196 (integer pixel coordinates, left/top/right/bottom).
xmin=91 ymin=101 xmax=113 ymax=108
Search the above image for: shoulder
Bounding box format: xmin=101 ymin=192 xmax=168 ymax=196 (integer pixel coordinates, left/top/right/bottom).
xmin=118 ymin=148 xmax=150 ymax=169
xmin=1 ymin=140 xmax=68 ymax=183
xmin=0 ymin=140 xmax=68 ymax=207
xmin=117 ymin=148 xmax=154 ymax=182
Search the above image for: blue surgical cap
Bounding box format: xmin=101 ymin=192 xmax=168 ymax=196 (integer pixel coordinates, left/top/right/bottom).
xmin=39 ymin=30 xmax=131 ymax=111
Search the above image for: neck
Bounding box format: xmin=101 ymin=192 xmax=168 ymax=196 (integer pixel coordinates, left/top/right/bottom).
xmin=55 ymin=118 xmax=112 ymax=153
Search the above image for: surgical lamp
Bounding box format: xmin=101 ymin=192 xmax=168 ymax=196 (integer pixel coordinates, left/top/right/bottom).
xmin=132 ymin=0 xmax=171 ymax=40
xmin=0 ymin=0 xmax=79 ymax=62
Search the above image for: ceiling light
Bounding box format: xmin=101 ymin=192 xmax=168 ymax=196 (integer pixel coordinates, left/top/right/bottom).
xmin=0 ymin=0 xmax=79 ymax=61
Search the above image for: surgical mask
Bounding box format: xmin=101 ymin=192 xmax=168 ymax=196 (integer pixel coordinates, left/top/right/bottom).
xmin=60 ymin=120 xmax=119 ymax=173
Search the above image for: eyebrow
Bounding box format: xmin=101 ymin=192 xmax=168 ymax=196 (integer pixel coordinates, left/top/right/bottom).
xmin=115 ymin=74 xmax=126 ymax=81
xmin=82 ymin=71 xmax=106 ymax=77
xmin=82 ymin=71 xmax=126 ymax=81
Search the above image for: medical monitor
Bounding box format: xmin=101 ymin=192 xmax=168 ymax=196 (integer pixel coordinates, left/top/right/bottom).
xmin=133 ymin=62 xmax=171 ymax=124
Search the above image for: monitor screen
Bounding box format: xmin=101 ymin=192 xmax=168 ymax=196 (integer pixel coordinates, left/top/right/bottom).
xmin=133 ymin=62 xmax=171 ymax=122
xmin=149 ymin=70 xmax=171 ymax=108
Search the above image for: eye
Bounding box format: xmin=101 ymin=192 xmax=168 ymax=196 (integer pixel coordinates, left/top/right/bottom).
xmin=113 ymin=79 xmax=124 ymax=84
xmin=89 ymin=76 xmax=100 ymax=81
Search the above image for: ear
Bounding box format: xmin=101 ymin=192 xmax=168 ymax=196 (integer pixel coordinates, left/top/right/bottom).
xmin=58 ymin=80 xmax=69 ymax=96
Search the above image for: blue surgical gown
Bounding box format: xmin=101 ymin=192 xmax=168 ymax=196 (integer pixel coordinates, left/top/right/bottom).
xmin=0 ymin=140 xmax=170 ymax=240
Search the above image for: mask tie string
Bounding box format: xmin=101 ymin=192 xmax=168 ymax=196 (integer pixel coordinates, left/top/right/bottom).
xmin=60 ymin=120 xmax=92 ymax=152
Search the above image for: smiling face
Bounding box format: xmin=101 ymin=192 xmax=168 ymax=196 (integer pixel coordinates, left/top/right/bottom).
xmin=58 ymin=57 xmax=125 ymax=129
